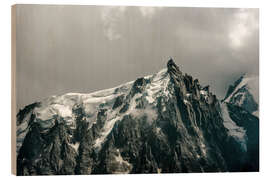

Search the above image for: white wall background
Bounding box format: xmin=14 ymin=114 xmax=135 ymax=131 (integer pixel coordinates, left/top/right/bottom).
xmin=1 ymin=0 xmax=270 ymax=179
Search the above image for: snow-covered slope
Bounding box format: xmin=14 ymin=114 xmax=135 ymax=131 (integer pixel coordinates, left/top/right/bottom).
xmin=16 ymin=68 xmax=170 ymax=154
xmin=221 ymin=103 xmax=247 ymax=151
xmin=223 ymin=74 xmax=259 ymax=117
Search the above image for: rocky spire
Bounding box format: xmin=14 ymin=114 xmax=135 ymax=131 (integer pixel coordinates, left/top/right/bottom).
xmin=167 ymin=58 xmax=180 ymax=74
xmin=167 ymin=57 xmax=183 ymax=84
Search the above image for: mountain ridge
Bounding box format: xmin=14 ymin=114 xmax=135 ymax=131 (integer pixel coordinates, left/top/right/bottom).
xmin=223 ymin=74 xmax=259 ymax=117
xmin=16 ymin=59 xmax=259 ymax=175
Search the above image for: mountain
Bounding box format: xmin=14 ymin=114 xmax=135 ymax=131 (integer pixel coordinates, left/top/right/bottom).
xmin=220 ymin=74 xmax=259 ymax=171
xmin=16 ymin=59 xmax=259 ymax=175
xmin=223 ymin=74 xmax=259 ymax=117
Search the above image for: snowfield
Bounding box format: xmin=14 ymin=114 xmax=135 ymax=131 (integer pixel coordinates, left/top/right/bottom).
xmin=221 ymin=103 xmax=247 ymax=151
xmin=17 ymin=68 xmax=172 ymax=153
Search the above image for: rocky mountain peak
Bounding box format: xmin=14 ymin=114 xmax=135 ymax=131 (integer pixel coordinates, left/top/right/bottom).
xmin=167 ymin=58 xmax=182 ymax=76
xmin=223 ymin=74 xmax=245 ymax=101
xmin=222 ymin=74 xmax=259 ymax=116
xmin=16 ymin=59 xmax=259 ymax=175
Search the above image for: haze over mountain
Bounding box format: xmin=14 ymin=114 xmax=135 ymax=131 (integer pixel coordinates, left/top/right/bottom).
xmin=15 ymin=5 xmax=259 ymax=110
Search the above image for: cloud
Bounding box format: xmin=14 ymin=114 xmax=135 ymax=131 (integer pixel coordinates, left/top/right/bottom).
xmin=229 ymin=9 xmax=259 ymax=48
xmin=139 ymin=7 xmax=163 ymax=19
xmin=101 ymin=6 xmax=126 ymax=40
xmin=139 ymin=6 xmax=163 ymax=19
xmin=16 ymin=6 xmax=259 ymax=109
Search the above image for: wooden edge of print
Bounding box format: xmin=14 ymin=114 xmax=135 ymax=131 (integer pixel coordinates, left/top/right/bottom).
xmin=11 ymin=4 xmax=17 ymax=175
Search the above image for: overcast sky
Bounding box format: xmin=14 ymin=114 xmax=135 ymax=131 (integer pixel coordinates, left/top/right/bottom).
xmin=15 ymin=5 xmax=259 ymax=110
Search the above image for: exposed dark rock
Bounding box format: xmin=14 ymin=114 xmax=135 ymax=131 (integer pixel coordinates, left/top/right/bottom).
xmin=222 ymin=74 xmax=258 ymax=115
xmin=202 ymin=85 xmax=209 ymax=92
xmin=131 ymin=77 xmax=147 ymax=96
xmin=16 ymin=58 xmax=259 ymax=175
xmin=112 ymin=94 xmax=125 ymax=109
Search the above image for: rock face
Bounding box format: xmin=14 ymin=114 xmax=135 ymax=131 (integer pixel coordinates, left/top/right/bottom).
xmin=221 ymin=74 xmax=259 ymax=171
xmin=16 ymin=59 xmax=259 ymax=175
xmin=223 ymin=75 xmax=259 ymax=117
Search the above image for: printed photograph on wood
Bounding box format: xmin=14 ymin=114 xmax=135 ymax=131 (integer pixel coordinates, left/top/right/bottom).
xmin=12 ymin=5 xmax=259 ymax=175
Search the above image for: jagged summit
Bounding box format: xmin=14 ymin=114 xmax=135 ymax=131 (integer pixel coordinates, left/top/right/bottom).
xmin=223 ymin=74 xmax=246 ymax=102
xmin=167 ymin=58 xmax=181 ymax=75
xmin=16 ymin=59 xmax=259 ymax=175
xmin=167 ymin=58 xmax=176 ymax=69
xmin=222 ymin=74 xmax=259 ymax=116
